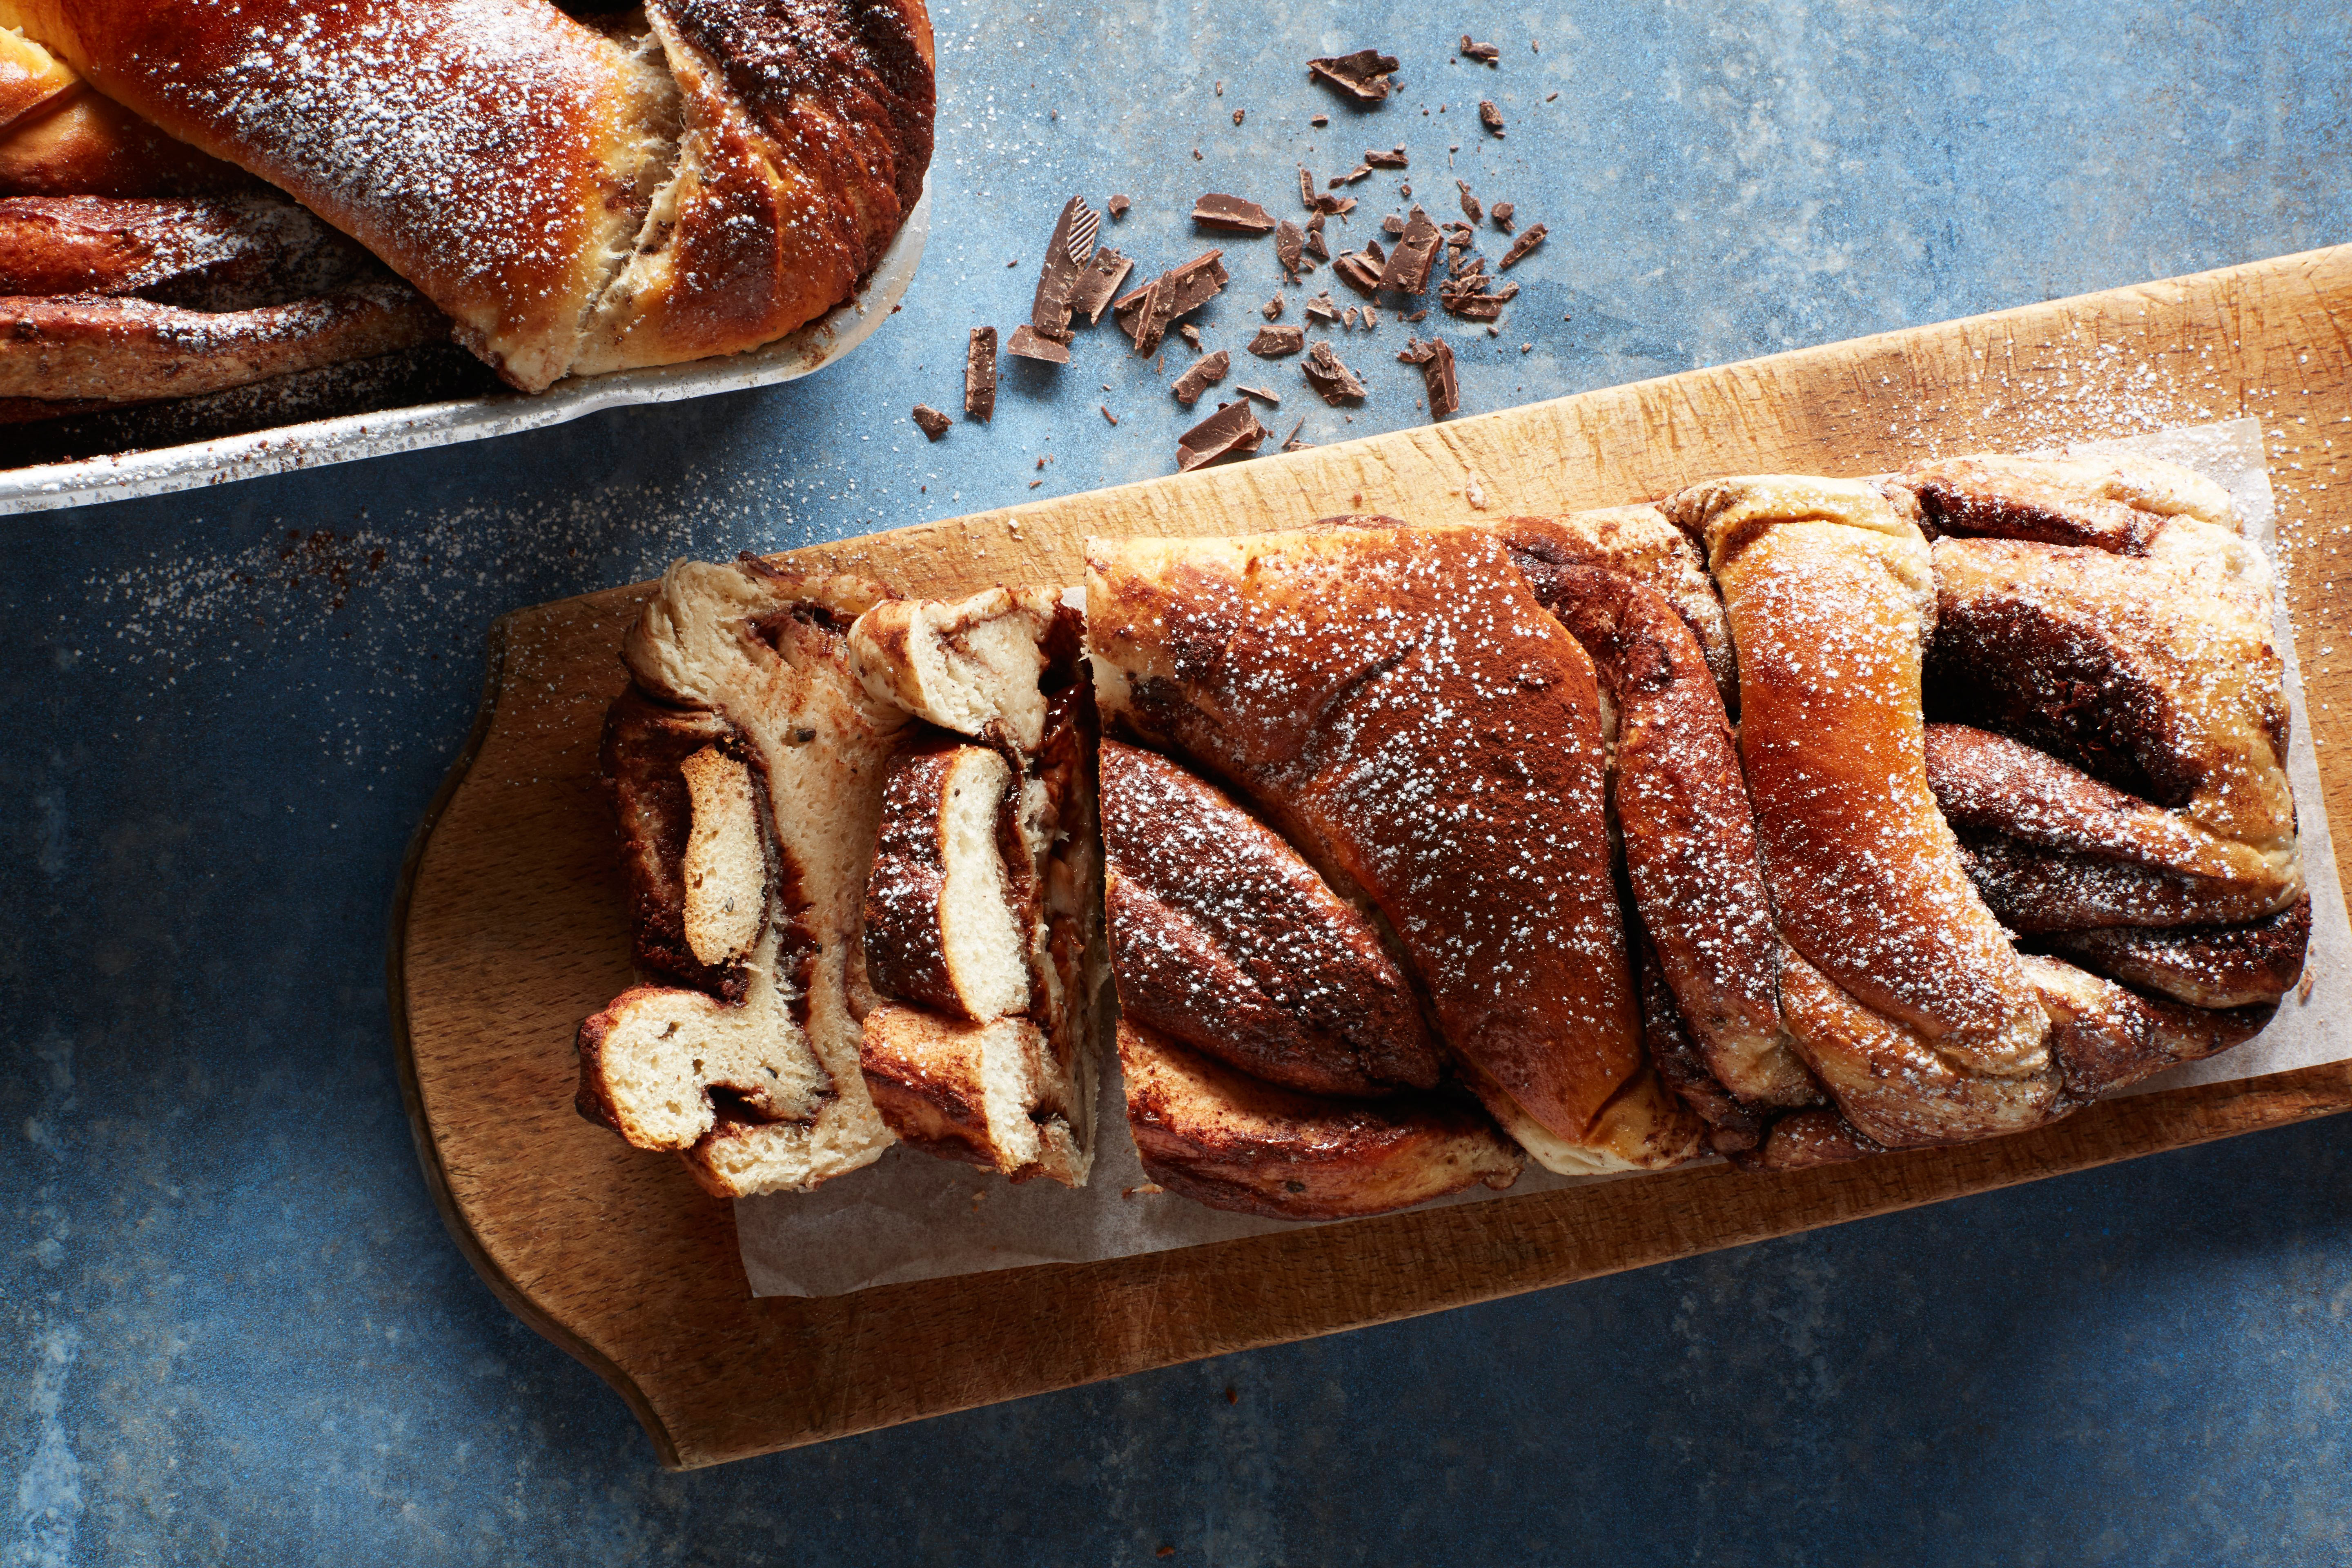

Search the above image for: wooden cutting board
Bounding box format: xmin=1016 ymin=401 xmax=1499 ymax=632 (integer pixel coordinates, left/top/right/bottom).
xmin=392 ymin=244 xmax=2352 ymax=1470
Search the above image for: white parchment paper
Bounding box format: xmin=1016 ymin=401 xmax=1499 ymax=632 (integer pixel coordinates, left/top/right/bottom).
xmin=737 ymin=418 xmax=2351 ymax=1298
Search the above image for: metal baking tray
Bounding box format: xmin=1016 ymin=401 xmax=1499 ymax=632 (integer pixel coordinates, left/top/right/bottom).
xmin=0 ymin=183 xmax=931 ymax=517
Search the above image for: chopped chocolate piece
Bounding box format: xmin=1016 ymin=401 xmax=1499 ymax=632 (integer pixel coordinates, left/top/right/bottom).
xmin=1235 ymin=383 xmax=1280 ymax=405
xmin=1298 ymin=166 xmax=1317 ymax=209
xmin=1301 ymin=341 xmax=1367 ymax=404
xmin=1108 ymin=194 xmax=1132 ymax=218
xmin=1275 ymin=220 xmax=1305 ymax=281
xmin=1400 ymin=182 xmax=1412 ymax=198
xmin=1546 ymin=91 xmax=1558 ymax=102
xmin=1498 ymin=223 xmax=1548 ymax=270
xmin=1306 ymin=49 xmax=1401 ymax=103
xmin=1310 ymin=114 xmax=1330 ymax=127
xmin=1438 ymin=275 xmax=1517 ymax=321
xmin=1171 ymin=348 xmax=1231 ymax=408
xmin=1363 ymin=305 xmax=1380 ymax=327
xmin=1343 ymin=307 xmax=1360 ymax=328
xmin=1451 ymin=253 xmax=1487 ymax=279
xmin=1262 ymin=295 xmax=1284 ymax=320
xmin=1305 ymin=211 xmax=1327 ymax=232
xmin=1303 ymin=227 xmax=1332 ymax=263
xmin=1175 ymin=399 xmax=1268 ymax=471
xmin=965 ymin=327 xmax=998 ymax=420
xmin=1363 ymin=237 xmax=1387 ymax=263
xmin=1030 ymin=195 xmax=1100 ymax=341
xmin=1460 ymin=35 xmax=1500 ymax=63
xmin=1366 ymin=146 xmax=1409 ymax=168
xmin=1341 ymin=164 xmax=1372 ymax=183
xmin=1399 ymin=335 xmax=1458 ymax=416
xmin=1069 ymin=248 xmax=1136 ymax=325
xmin=1193 ymin=194 xmax=1277 ymax=234
xmin=1118 ymin=251 xmax=1230 ymax=356
xmin=1303 ymin=292 xmax=1340 ymax=323
xmin=1405 ymin=308 xmax=1428 ymax=322
xmin=1178 ymin=323 xmax=1203 ymax=349
xmin=1311 ymin=193 xmax=1359 ymax=217
xmin=1332 ymin=250 xmax=1383 ymax=295
xmin=1281 ymin=419 xmax=1311 ymax=452
xmin=1232 ymin=108 xmax=1245 ymax=125
xmin=1490 ymin=201 xmax=1515 ymax=232
xmin=1382 ymin=214 xmax=1406 ymax=237
xmin=1479 ymin=100 xmax=1504 ymax=136
xmin=911 ymin=404 xmax=951 ymax=439
xmin=1101 ymin=405 xmax=1118 ymax=425
xmin=1456 ymin=180 xmax=1482 ymax=223
xmin=1376 ymin=206 xmax=1442 ymax=294
xmin=1006 ymin=324 xmax=1073 ymax=363
xmin=1249 ymin=325 xmax=1306 ymax=356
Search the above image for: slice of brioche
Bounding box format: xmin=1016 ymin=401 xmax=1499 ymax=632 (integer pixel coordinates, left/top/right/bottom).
xmin=865 ymin=740 xmax=1031 ymax=1020
xmin=1118 ymin=1020 xmax=1520 ymax=1220
xmin=848 ymin=586 xmax=1103 ymax=1187
xmin=578 ymin=556 xmax=906 ymax=1197
xmin=850 ymin=586 xmax=1061 ymax=751
xmin=860 ymin=1004 xmax=1084 ymax=1182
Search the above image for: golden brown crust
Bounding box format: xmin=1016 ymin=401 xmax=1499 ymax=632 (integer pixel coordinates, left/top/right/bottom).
xmin=1893 ymin=452 xmax=2235 ymax=554
xmin=1518 ymin=559 xmax=1807 ymax=1111
xmin=1665 ymin=476 xmax=2053 ymax=1078
xmin=0 ymin=283 xmax=445 ymax=402
xmin=0 ymin=195 xmax=374 ymax=305
xmin=1086 ymin=526 xmax=1647 ymax=1156
xmin=2044 ymin=896 xmax=2310 ymax=1009
xmin=1490 ymin=507 xmax=1735 ymax=703
xmin=1117 ymin=1020 xmax=1520 ymax=1221
xmin=16 ymin=0 xmax=933 ymax=389
xmin=1722 ymin=1108 xmax=1885 ymax=1173
xmin=1098 ymin=737 xmax=1445 ymax=1098
xmin=2016 ymin=953 xmax=2274 ymax=1099
xmin=1927 ymin=536 xmax=2294 ymax=855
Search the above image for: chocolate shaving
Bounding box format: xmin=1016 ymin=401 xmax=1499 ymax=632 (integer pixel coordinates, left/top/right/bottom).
xmin=1069 ymin=248 xmax=1135 ymax=324
xmin=1399 ymin=335 xmax=1458 ymax=416
xmin=1456 ymin=180 xmax=1482 ymax=223
xmin=1298 ymin=166 xmax=1317 ymax=209
xmin=1101 ymin=405 xmax=1118 ymax=425
xmin=1301 ymin=341 xmax=1367 ymax=403
xmin=1332 ymin=251 xmax=1383 ymax=295
xmin=1343 ymin=307 xmax=1360 ymax=328
xmin=1307 ymin=49 xmax=1401 ymax=103
xmin=1366 ymin=146 xmax=1409 ymax=169
xmin=1171 ymin=348 xmax=1231 ymax=408
xmin=1312 ymin=193 xmax=1359 ymax=217
xmin=1234 ymin=383 xmax=1280 ymax=405
xmin=1178 ymin=323 xmax=1203 ymax=349
xmin=1262 ymin=296 xmax=1284 ymax=320
xmin=1117 ymin=251 xmax=1230 ymax=356
xmin=1338 ymin=164 xmax=1372 ymax=184
xmin=1193 ymin=193 xmax=1277 ymax=234
xmin=1250 ymin=325 xmax=1306 ymax=356
xmin=1376 ymin=205 xmax=1441 ymax=294
xmin=1363 ymin=305 xmax=1380 ymax=327
xmin=1108 ymin=194 xmax=1132 ymax=218
xmin=1303 ymin=292 xmax=1340 ymax=323
xmin=1498 ymin=223 xmax=1548 ymax=270
xmin=1175 ymin=399 xmax=1267 ymax=471
xmin=910 ymin=404 xmax=951 ymax=439
xmin=1281 ymin=421 xmax=1311 ymax=452
xmin=1030 ymin=196 xmax=1098 ymax=341
xmin=1490 ymin=201 xmax=1515 ymax=232
xmin=964 ymin=327 xmax=997 ymax=420
xmin=1479 ymin=100 xmax=1504 ymax=136
xmin=1275 ymin=220 xmax=1305 ymax=281
xmin=1303 ymin=227 xmax=1331 ymax=263
xmin=1460 ymin=36 xmax=1500 ymax=63
xmin=1006 ymin=324 xmax=1072 ymax=363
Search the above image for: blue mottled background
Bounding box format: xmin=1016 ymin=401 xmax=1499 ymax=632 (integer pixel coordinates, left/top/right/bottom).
xmin=5 ymin=2 xmax=2352 ymax=1563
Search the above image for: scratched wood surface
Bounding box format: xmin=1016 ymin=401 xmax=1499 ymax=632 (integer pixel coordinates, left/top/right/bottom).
xmin=391 ymin=245 xmax=2352 ymax=1470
